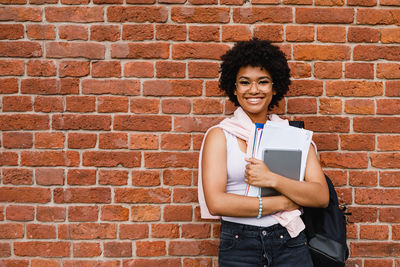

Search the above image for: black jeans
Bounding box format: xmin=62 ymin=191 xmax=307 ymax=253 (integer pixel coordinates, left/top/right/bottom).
xmin=218 ymin=220 xmax=313 ymax=267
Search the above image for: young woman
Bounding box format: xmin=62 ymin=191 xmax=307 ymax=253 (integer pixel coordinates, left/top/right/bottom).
xmin=198 ymin=39 xmax=329 ymax=267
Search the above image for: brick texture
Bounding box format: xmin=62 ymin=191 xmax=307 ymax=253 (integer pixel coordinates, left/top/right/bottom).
xmin=0 ymin=1 xmax=397 ymax=266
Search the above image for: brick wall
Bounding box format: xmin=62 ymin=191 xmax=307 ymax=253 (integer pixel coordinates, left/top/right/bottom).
xmin=0 ymin=0 xmax=399 ymax=265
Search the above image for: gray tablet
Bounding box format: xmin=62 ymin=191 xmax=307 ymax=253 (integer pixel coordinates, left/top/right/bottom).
xmin=261 ymin=148 xmax=302 ymax=197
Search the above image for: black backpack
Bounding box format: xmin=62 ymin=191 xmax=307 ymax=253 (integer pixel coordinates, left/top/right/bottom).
xmin=289 ymin=121 xmax=350 ymax=267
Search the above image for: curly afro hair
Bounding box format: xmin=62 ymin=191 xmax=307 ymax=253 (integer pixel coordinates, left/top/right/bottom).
xmin=219 ymin=38 xmax=291 ymax=110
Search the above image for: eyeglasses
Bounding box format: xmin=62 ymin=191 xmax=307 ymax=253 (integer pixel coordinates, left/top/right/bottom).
xmin=236 ymin=79 xmax=274 ymax=92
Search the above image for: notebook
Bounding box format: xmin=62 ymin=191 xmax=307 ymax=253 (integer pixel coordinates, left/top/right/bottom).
xmin=261 ymin=148 xmax=302 ymax=197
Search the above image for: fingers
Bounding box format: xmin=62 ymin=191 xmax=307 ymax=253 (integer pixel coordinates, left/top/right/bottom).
xmin=244 ymin=157 xmax=263 ymax=164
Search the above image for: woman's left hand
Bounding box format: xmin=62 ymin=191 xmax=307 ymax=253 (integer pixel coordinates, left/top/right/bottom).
xmin=244 ymin=158 xmax=277 ymax=188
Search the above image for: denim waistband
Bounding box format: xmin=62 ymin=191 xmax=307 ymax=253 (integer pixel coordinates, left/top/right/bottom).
xmin=220 ymin=220 xmax=287 ymax=238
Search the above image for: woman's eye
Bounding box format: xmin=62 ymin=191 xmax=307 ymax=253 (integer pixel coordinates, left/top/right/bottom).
xmin=259 ymin=80 xmax=271 ymax=85
xmin=239 ymin=81 xmax=250 ymax=85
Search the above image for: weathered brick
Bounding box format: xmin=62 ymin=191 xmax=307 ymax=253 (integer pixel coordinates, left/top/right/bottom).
xmin=136 ymin=241 xmax=166 ymax=257
xmin=26 ymin=24 xmax=56 ymax=40
xmin=119 ymin=224 xmax=149 ymax=239
xmin=54 ymin=188 xmax=111 ymax=204
xmin=156 ymin=24 xmax=186 ymax=41
xmin=26 ymin=224 xmax=56 ymax=239
xmin=349 ymin=170 xmax=377 ymax=186
xmin=129 ymin=134 xmax=158 ymax=150
xmin=340 ymin=134 xmax=375 ymax=151
xmin=115 ymin=188 xmax=170 ymax=203
xmin=68 ymin=206 xmax=98 ymax=222
xmin=354 ymin=117 xmax=400 ymax=133
xmin=233 ymin=7 xmax=292 ymax=23
xmin=122 ymin=24 xmax=153 ymax=41
xmin=3 ymin=132 xmax=33 ymax=149
xmin=67 ymin=133 xmax=97 ymax=149
xmin=354 ymin=45 xmax=400 ymax=61
xmin=111 ymin=43 xmax=169 ymax=59
xmin=124 ymin=62 xmax=154 ymax=78
xmin=3 ymin=168 xmax=33 ymax=185
xmin=36 ymin=206 xmax=65 ymax=222
xmin=58 ymin=223 xmax=116 ymax=239
xmin=189 ymin=26 xmax=220 ymax=42
xmin=296 ymin=7 xmax=353 ymax=23
xmin=99 ymin=133 xmax=128 ymax=149
xmin=132 ymin=170 xmax=160 ymax=186
xmin=348 ymin=27 xmax=380 ymax=43
xmin=59 ymin=25 xmax=88 ymax=41
xmin=168 ymin=240 xmax=218 ymax=256
xmin=326 ymin=81 xmax=383 ymax=96
xmin=98 ymin=170 xmax=128 ymax=186
xmin=82 ymin=151 xmax=140 ymax=167
xmin=0 ymin=7 xmax=42 ymax=22
xmin=151 ymin=224 xmax=179 ymax=238
xmin=91 ymin=25 xmax=120 ymax=42
xmin=107 ymin=6 xmax=168 ymax=23
xmin=82 ymin=79 xmax=139 ymax=95
xmin=320 ymin=152 xmax=368 ymax=168
xmin=345 ymin=99 xmax=375 ymax=114
xmin=101 ymin=205 xmax=129 ymax=221
xmin=34 ymin=96 xmax=64 ymax=113
xmin=164 ymin=205 xmax=193 ymax=221
xmin=35 ymin=168 xmax=64 ymax=185
xmin=172 ymin=43 xmax=230 ymax=60
xmin=52 ymin=114 xmax=111 ymax=130
xmin=67 ymin=169 xmax=96 ymax=185
xmin=381 ymin=28 xmax=400 ymax=43
xmin=172 ymin=7 xmax=229 ymax=23
xmin=319 ymin=98 xmax=342 ymax=114
xmin=293 ymin=45 xmax=350 ymax=60
xmin=144 ymin=80 xmax=202 ymax=96
xmin=222 ymin=25 xmax=252 ymax=42
xmin=0 ymin=41 xmax=42 ymax=58
xmin=45 ymin=7 xmax=104 ymax=22
xmin=317 ymin=26 xmax=346 ymax=43
xmin=114 ymin=115 xmax=171 ymax=131
xmin=286 ymin=25 xmax=314 ymax=42
xmin=46 ymin=42 xmax=105 ymax=59
xmin=14 ymin=242 xmax=69 ymax=257
xmin=73 ymin=242 xmax=101 ymax=257
xmin=161 ymin=133 xmax=191 ymax=150
xmin=357 ymin=8 xmax=400 ymax=25
xmin=156 ymin=61 xmax=186 ymax=78
xmin=132 ymin=206 xmax=161 ymax=222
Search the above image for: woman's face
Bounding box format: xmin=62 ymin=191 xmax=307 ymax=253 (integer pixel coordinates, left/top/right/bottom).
xmin=234 ymin=65 xmax=275 ymax=123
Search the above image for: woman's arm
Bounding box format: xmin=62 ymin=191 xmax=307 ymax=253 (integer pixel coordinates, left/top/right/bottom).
xmin=245 ymin=144 xmax=329 ymax=208
xmin=202 ymin=127 xmax=299 ymax=217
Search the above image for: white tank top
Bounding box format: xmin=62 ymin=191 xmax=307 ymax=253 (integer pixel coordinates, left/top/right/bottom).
xmin=221 ymin=130 xmax=278 ymax=227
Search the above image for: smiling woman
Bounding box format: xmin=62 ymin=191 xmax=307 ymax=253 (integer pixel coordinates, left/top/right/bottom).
xmin=198 ymin=39 xmax=329 ymax=267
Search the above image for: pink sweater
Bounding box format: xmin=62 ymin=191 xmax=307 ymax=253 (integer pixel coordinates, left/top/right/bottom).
xmin=198 ymin=107 xmax=305 ymax=238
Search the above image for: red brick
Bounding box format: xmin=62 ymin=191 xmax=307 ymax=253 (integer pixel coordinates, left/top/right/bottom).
xmin=174 ymin=188 xmax=198 ymax=203
xmin=293 ymin=116 xmax=349 ymax=132
xmin=101 ymin=205 xmax=129 ymax=221
xmin=122 ymin=24 xmax=153 ymax=41
xmin=365 ymin=259 xmax=394 ymax=267
xmin=35 ymin=132 xmax=65 ymax=149
xmin=317 ymin=26 xmax=346 ymax=43
xmin=320 ymin=152 xmax=368 ymax=168
xmin=124 ymin=62 xmax=154 ymax=78
xmin=345 ymin=63 xmax=374 ymax=79
xmin=53 ymin=114 xmax=110 ymax=130
xmin=2 ymin=95 xmax=32 ymax=112
xmin=379 ymin=171 xmax=400 ymax=186
xmin=114 ymin=115 xmax=171 ymax=131
xmin=0 ymin=78 xmax=18 ymax=94
xmin=26 ymin=24 xmax=56 ymax=40
xmin=98 ymin=96 xmax=129 ymax=113
xmin=319 ymin=98 xmax=342 ymax=114
xmin=193 ymin=99 xmax=223 ymax=114
xmin=351 ymin=242 xmax=400 ymax=257
xmin=354 ymin=117 xmax=400 ymax=133
xmin=0 ymin=223 xmax=24 ymax=238
xmin=21 ymin=151 xmax=79 ymax=167
xmin=377 ymin=63 xmax=400 ymax=79
xmin=161 ymin=133 xmax=191 ymax=150
xmin=315 ymin=0 xmax=344 ymax=5
xmin=99 ymin=133 xmax=128 ymax=149
xmin=67 ymin=169 xmax=96 ymax=185
xmin=83 ymin=151 xmax=140 ymax=167
xmin=172 ymin=43 xmax=230 ymax=60
xmin=35 ymin=168 xmax=64 ymax=186
xmin=91 ymin=25 xmax=120 ymax=42
xmin=0 ymin=24 xmax=24 ymax=40
xmin=76 ymin=215 xmax=107 ymax=234
xmin=168 ymin=240 xmax=218 ymax=256
xmin=3 ymin=168 xmax=32 ymax=185
xmin=287 ymin=98 xmax=317 ymax=114
xmin=129 ymin=134 xmax=158 ymax=150
xmin=151 ymin=224 xmax=179 ymax=238
xmin=37 ymin=206 xmax=65 ymax=222
xmin=360 ymin=225 xmax=389 ymax=240
xmin=163 ymin=169 xmax=192 ymax=186
xmin=371 ymin=153 xmax=400 ymax=168
xmin=82 ymin=79 xmax=139 ymax=95
xmin=73 ymin=242 xmax=101 ymax=257
xmin=122 ymin=259 xmax=181 ymax=267
xmin=348 ymin=0 xmax=376 ymax=5
xmin=172 ymin=7 xmax=229 ymax=23
xmin=119 ymin=224 xmax=149 ymax=239
xmin=233 ymin=7 xmax=292 ymax=23
xmin=189 ymin=0 xmax=217 ymax=4
xmin=349 ymin=170 xmax=377 ymax=186
xmin=345 ymin=99 xmax=374 ymax=115
xmin=0 ymin=7 xmax=42 ymax=21
xmin=0 ymin=41 xmax=42 ymax=58
xmin=58 ymin=223 xmax=116 ymax=240
xmin=34 ymin=96 xmax=64 ymax=113
xmin=54 ymin=188 xmax=111 ymax=204
xmin=182 ymin=224 xmax=211 ymax=239
xmin=312 ymin=133 xmax=339 ymax=151
xmin=356 ymin=188 xmax=400 ymax=204
xmin=45 ymin=7 xmax=104 ymax=22
xmin=0 ymin=260 xmax=29 ymax=267
xmin=132 ymin=170 xmax=160 ymax=186
xmin=357 ymin=8 xmax=400 ymax=25
xmin=386 ymin=81 xmax=400 ymax=96
xmin=62 ymin=0 xmax=89 ymax=4
xmin=164 ymin=205 xmax=192 ymax=221
xmin=348 ymin=27 xmax=380 ymax=43
xmin=6 ymin=205 xmax=34 ymax=221
xmin=347 ymin=207 xmax=378 ymax=223
xmin=66 ymin=96 xmax=96 ymax=112
xmin=3 ymin=132 xmax=33 ymax=149
xmin=104 ymin=242 xmax=132 ymax=257
xmin=145 ymin=152 xmax=198 ymax=168
xmin=340 ymin=134 xmax=375 ymax=151
xmin=144 ymin=80 xmax=202 ymax=96
xmin=21 ymin=78 xmax=79 ymax=95
xmin=68 ymin=133 xmax=97 ymax=149
xmin=354 ymin=45 xmax=400 ymax=61
xmin=380 ymin=0 xmax=400 ymax=5
xmin=92 ymin=61 xmax=121 ymax=78
xmin=294 ymin=45 xmax=350 ymax=61
xmin=115 ymin=188 xmax=170 ymax=203
xmin=93 ymin=0 xmax=121 ymax=4
xmin=99 ymin=170 xmax=128 ymax=186
xmin=296 ymin=7 xmax=354 ymax=23
xmin=0 ymin=152 xmax=18 ymax=166
xmin=162 ymin=98 xmax=191 ymax=114
xmin=111 ymin=43 xmax=169 ymax=59
xmin=287 ymin=80 xmax=324 ymax=96
xmin=0 ymin=242 xmax=11 ymax=257
xmin=130 ymin=97 xmax=159 ymax=114
xmin=136 ymin=241 xmax=166 ymax=257
xmin=107 ymin=6 xmax=168 ymax=23
xmin=58 ymin=25 xmax=88 ymax=41
xmin=156 ymin=61 xmax=186 ymax=78
xmin=26 ymin=224 xmax=56 ymax=239
xmin=27 ymin=60 xmax=56 ymax=77
xmin=63 ymin=260 xmax=119 ymax=267
xmin=380 ymin=207 xmax=400 ymax=222
xmin=377 ymin=99 xmax=400 ymax=114
xmin=222 ymin=25 xmax=252 ymax=42
xmin=327 ymin=81 xmax=383 ymax=96
xmin=381 ymin=28 xmax=400 ymax=43
xmin=288 ymin=62 xmax=311 ymax=78
xmin=188 ymin=62 xmax=219 ymax=79
xmin=46 ymin=42 xmax=104 ymax=59
xmin=324 ymin=170 xmax=347 ymax=186
xmin=286 ymin=25 xmax=314 ymax=42
xmin=189 ymin=26 xmax=220 ymax=42
xmin=156 ymin=24 xmax=186 ymax=41
xmin=131 ymin=205 xmax=161 ymax=222
xmin=0 ymin=60 xmax=24 ymax=76
xmin=174 ymin=117 xmax=223 ymax=132
xmin=14 ymin=241 xmax=69 ymax=257
xmin=0 ymin=187 xmax=50 ymax=203
xmin=183 ymin=258 xmax=213 ymax=267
